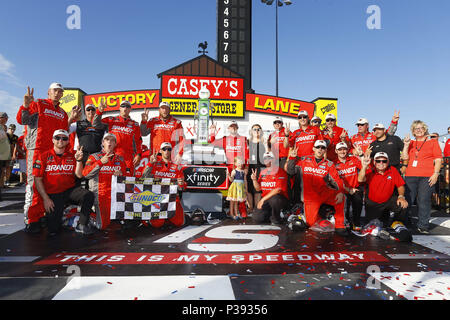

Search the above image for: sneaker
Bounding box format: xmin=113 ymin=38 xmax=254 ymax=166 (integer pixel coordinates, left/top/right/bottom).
xmin=75 ymin=223 xmax=95 ymax=235
xmin=417 ymin=227 xmax=429 ymax=234
xmin=335 ymin=228 xmax=350 ymax=237
xmin=24 ymin=222 xmax=41 ymax=234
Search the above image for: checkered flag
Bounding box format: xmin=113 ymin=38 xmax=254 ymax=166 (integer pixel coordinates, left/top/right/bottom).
xmin=111 ymin=176 xmax=179 ymax=220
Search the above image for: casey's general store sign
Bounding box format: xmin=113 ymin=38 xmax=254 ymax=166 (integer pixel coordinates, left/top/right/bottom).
xmin=160 ymin=75 xmax=245 ymax=118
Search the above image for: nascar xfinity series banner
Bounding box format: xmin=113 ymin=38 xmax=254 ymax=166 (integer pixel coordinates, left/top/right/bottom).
xmin=110 ymin=176 xmax=178 ymax=220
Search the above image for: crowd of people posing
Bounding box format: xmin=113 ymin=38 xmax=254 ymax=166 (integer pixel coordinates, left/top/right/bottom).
xmin=12 ymin=82 xmax=449 ymax=239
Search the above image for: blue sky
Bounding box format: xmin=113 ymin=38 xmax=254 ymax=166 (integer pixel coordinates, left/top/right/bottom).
xmin=1 ymin=0 xmax=449 ymax=138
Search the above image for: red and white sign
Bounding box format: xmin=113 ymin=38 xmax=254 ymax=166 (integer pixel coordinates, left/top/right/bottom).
xmin=161 ymin=75 xmax=244 ymax=100
xmin=36 ymin=251 xmax=387 ymax=265
xmin=84 ymin=89 xmax=160 ymax=111
xmin=246 ymin=93 xmax=315 ymax=118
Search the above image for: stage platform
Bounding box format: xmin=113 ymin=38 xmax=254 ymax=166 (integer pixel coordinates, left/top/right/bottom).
xmin=0 ymin=185 xmax=449 ymax=301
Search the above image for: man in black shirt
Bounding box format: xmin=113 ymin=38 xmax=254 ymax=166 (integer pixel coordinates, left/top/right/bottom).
xmin=370 ymin=123 xmax=404 ymax=173
xmin=69 ymin=104 xmax=107 ymax=164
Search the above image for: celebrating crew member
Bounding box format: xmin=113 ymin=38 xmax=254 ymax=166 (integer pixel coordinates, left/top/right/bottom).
xmin=250 ymin=151 xmax=289 ymax=225
xmin=334 ymin=142 xmax=365 ymax=230
xmin=69 ymin=103 xmax=107 ymax=164
xmin=350 ymin=111 xmax=399 ymax=155
xmin=95 ymin=100 xmax=142 ymax=174
xmin=140 ymin=142 xmax=186 ymax=228
xmin=267 ymin=117 xmax=289 ymax=169
xmin=83 ymin=133 xmax=129 ymax=230
xmin=33 ymin=130 xmax=95 ymax=236
xmin=321 ymin=113 xmax=351 ymax=163
xmin=370 ymin=123 xmax=404 ymax=173
xmin=210 ymin=120 xmax=249 ymax=171
xmin=286 ymin=140 xmax=349 ymax=236
xmin=310 ymin=116 xmax=322 ymax=128
xmin=16 ymin=83 xmax=82 ymax=233
xmin=140 ymin=101 xmax=184 ymax=163
xmin=358 ymin=152 xmax=409 ymax=231
xmin=284 ymin=110 xmax=323 ymax=158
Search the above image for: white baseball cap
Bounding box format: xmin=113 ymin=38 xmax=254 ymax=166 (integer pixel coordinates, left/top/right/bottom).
xmin=228 ymin=120 xmax=238 ymax=128
xmin=273 ymin=116 xmax=283 ymax=124
xmin=325 ymin=113 xmax=336 ymax=120
xmin=263 ymin=151 xmax=275 ymax=159
xmin=120 ymin=100 xmax=131 ymax=107
xmin=335 ymin=142 xmax=348 ymax=151
xmin=49 ymin=82 xmax=64 ymax=91
xmin=356 ymin=118 xmax=369 ymax=125
xmin=103 ymin=133 xmax=117 ymax=141
xmin=297 ymin=110 xmax=309 ymax=118
xmin=374 ymin=152 xmax=389 ymax=160
xmin=159 ymin=101 xmax=170 ymax=108
xmin=314 ymin=140 xmax=327 ymax=148
xmin=53 ymin=129 xmax=69 ymax=138
xmin=311 ymin=116 xmax=322 ymax=122
xmin=160 ymin=142 xmax=172 ymax=150
xmin=373 ymin=123 xmax=385 ymax=130
xmin=85 ymin=104 xmax=96 ymax=110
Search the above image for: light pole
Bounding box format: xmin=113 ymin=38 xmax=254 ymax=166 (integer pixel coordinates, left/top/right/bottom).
xmin=261 ymin=0 xmax=292 ymax=97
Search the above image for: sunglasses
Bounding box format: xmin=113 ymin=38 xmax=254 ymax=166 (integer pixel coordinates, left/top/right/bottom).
xmin=315 ymin=146 xmax=327 ymax=150
xmin=357 ymin=124 xmax=366 ymax=127
xmin=298 ymin=116 xmax=308 ymax=119
xmin=312 ymin=120 xmax=321 ymax=123
xmin=253 ymin=128 xmax=261 ymax=131
xmin=273 ymin=121 xmax=282 ymax=124
xmin=430 ymin=136 xmax=437 ymax=139
xmin=120 ymin=105 xmax=131 ymax=108
xmin=161 ymin=147 xmax=172 ymax=151
xmin=375 ymin=160 xmax=388 ymax=164
xmin=326 ymin=119 xmax=336 ymax=122
xmin=86 ymin=108 xmax=96 ymax=112
xmin=54 ymin=136 xmax=69 ymax=141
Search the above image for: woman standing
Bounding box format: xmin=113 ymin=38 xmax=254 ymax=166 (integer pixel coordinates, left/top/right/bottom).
xmin=402 ymin=120 xmax=442 ymax=234
xmin=246 ymin=124 xmax=266 ymax=214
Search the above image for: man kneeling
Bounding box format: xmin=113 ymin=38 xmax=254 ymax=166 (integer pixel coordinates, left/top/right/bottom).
xmin=250 ymin=152 xmax=289 ymax=225
xmin=33 ymin=130 xmax=95 ymax=236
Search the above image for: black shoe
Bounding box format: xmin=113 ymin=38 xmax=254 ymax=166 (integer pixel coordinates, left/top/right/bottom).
xmin=75 ymin=223 xmax=95 ymax=235
xmin=335 ymin=228 xmax=350 ymax=237
xmin=24 ymin=222 xmax=41 ymax=234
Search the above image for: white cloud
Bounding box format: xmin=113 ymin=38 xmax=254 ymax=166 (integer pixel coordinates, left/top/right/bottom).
xmin=0 ymin=53 xmax=22 ymax=86
xmin=0 ymin=90 xmax=22 ymax=126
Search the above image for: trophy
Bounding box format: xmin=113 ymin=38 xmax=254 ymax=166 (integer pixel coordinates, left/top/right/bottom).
xmin=196 ymin=87 xmax=211 ymax=145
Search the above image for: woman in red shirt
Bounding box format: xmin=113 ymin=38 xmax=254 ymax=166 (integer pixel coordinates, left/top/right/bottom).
xmin=402 ymin=120 xmax=443 ymax=234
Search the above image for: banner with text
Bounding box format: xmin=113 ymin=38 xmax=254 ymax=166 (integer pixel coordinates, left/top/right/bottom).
xmin=246 ymin=93 xmax=315 ymax=119
xmin=84 ymin=89 xmax=160 ymax=112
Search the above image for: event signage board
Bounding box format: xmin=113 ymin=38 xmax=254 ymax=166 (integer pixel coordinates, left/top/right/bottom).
xmin=59 ymin=88 xmax=85 ymax=113
xmin=184 ymin=165 xmax=229 ymax=190
xmin=311 ymin=98 xmax=339 ymax=129
xmin=246 ymin=93 xmax=315 ymax=119
xmin=84 ymin=89 xmax=160 ymax=111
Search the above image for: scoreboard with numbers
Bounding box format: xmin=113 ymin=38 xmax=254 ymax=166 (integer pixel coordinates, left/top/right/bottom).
xmin=217 ymin=0 xmax=252 ymax=91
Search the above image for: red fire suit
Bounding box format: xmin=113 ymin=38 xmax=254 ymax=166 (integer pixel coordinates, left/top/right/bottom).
xmin=287 ymin=155 xmax=346 ymax=229
xmin=210 ymin=134 xmax=249 ymax=169
xmin=140 ymin=115 xmax=184 ymax=156
xmin=82 ymin=152 xmax=129 ymax=229
xmin=140 ymin=160 xmax=186 ymax=228
xmin=322 ymin=125 xmax=351 ymax=162
xmin=268 ymin=127 xmax=289 ymax=159
xmin=16 ymin=99 xmax=69 ymax=224
xmin=94 ymin=111 xmax=142 ymax=173
xmin=288 ymin=126 xmax=323 ymax=158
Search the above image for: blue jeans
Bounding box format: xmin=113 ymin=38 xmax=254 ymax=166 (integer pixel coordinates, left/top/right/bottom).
xmin=405 ymin=176 xmax=433 ymax=230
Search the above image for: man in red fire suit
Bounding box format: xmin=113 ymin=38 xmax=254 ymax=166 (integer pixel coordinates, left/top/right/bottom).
xmin=140 ymin=101 xmax=185 ymax=163
xmin=321 ymin=113 xmax=351 ymax=163
xmin=140 ymin=142 xmax=186 ymax=228
xmin=16 ymin=83 xmax=81 ymax=233
xmin=83 ymin=133 xmax=129 ymax=230
xmin=95 ymin=100 xmax=142 ymax=174
xmin=286 ymin=140 xmax=349 ymax=236
xmin=267 ymin=116 xmax=289 ymax=169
